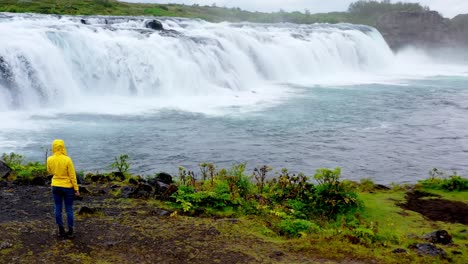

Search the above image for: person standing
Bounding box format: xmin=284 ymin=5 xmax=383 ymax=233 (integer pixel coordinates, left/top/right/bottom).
xmin=47 ymin=139 xmax=80 ymax=238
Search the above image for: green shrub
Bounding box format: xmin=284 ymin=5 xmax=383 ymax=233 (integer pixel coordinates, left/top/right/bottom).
xmin=277 ymin=219 xmax=319 ymax=238
xmin=312 ymin=168 xmax=361 ymax=219
xmin=110 ymin=154 xmax=130 ymax=174
xmin=418 ymin=169 xmax=468 ymax=191
xmin=16 ymin=170 xmax=33 ymax=183
xmin=172 ymin=182 xmax=236 ymax=214
xmin=1 ymin=152 xmax=24 ymax=170
xmin=441 ymin=175 xmax=468 ymax=191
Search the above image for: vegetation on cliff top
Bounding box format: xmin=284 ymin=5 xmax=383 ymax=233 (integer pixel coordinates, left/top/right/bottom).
xmin=0 ymin=0 xmax=431 ymax=26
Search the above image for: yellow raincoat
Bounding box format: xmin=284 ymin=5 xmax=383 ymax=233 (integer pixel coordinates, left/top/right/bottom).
xmin=47 ymin=139 xmax=78 ymax=191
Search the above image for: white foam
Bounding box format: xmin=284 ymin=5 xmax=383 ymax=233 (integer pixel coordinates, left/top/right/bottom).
xmin=0 ymin=13 xmax=468 ymax=124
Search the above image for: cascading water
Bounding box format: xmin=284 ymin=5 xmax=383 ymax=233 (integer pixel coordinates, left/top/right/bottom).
xmin=0 ymin=13 xmax=394 ymax=111
xmin=2 ymin=13 xmax=468 ymax=183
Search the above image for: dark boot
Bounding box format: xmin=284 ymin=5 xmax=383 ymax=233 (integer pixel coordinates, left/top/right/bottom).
xmin=58 ymin=226 xmax=66 ymax=237
xmin=66 ymin=227 xmax=74 ymax=239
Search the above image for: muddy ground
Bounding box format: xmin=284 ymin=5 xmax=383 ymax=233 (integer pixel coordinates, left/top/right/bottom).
xmin=0 ymin=184 xmax=467 ymax=263
xmin=0 ymin=183 xmax=325 ymax=264
xmin=398 ymin=190 xmax=468 ymax=225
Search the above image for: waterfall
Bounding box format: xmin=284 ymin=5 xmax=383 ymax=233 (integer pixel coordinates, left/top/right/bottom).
xmin=0 ymin=13 xmax=394 ymax=111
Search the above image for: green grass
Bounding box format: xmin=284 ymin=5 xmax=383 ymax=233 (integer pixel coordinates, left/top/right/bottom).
xmin=0 ymin=0 xmax=412 ymax=27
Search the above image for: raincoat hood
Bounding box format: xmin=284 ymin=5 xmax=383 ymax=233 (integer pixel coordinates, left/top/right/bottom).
xmin=52 ymin=139 xmax=67 ymax=156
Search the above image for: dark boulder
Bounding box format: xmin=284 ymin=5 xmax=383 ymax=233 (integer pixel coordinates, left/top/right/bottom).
xmin=144 ymin=19 xmax=164 ymax=30
xmin=159 ymin=184 xmax=178 ymax=201
xmin=392 ymin=248 xmax=407 ymax=254
xmin=409 ymin=243 xmax=447 ymax=257
xmin=0 ymin=161 xmax=12 ymax=179
xmin=129 ymin=178 xmax=138 ymax=185
xmin=422 ymin=230 xmax=453 ymax=245
xmin=0 ymin=180 xmax=7 ymax=188
xmin=155 ymin=180 xmax=168 ymax=194
xmin=76 ymin=173 xmax=86 ymax=184
xmin=134 ymin=183 xmax=153 ymax=199
xmin=31 ymin=176 xmax=46 ymax=186
xmin=112 ymin=171 xmax=125 ymax=181
xmin=120 ymin=184 xmax=153 ymax=199
xmin=90 ymin=174 xmax=110 ymax=183
xmin=79 ymin=186 xmax=90 ymax=194
xmin=121 ymin=186 xmax=136 ymax=198
xmin=156 ymin=172 xmax=173 ymax=184
xmin=78 ymin=206 xmax=97 ymax=215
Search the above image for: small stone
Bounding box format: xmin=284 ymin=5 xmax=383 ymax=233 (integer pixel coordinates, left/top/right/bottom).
xmin=409 ymin=243 xmax=447 ymax=257
xmin=78 ymin=206 xmax=96 ymax=215
xmin=422 ymin=230 xmax=453 ymax=245
xmin=0 ymin=241 xmax=13 ymax=250
xmin=392 ymin=248 xmax=407 ymax=254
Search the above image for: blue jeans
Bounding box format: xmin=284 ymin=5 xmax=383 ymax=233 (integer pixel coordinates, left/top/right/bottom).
xmin=52 ymin=187 xmax=74 ymax=229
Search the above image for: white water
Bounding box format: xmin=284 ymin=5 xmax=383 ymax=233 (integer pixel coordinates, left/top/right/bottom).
xmin=2 ymin=14 xmax=468 ymax=182
xmin=0 ymin=13 xmax=397 ymax=113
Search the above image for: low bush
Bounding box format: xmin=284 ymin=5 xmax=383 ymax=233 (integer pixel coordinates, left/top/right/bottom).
xmin=419 ymin=169 xmax=468 ymax=191
xmin=276 ymin=219 xmax=320 ymax=238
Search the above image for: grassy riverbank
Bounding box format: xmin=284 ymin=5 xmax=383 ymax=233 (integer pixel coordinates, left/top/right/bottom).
xmin=1 ymin=153 xmax=467 ymax=263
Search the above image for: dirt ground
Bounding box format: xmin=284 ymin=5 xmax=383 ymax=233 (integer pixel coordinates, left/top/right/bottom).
xmin=398 ymin=190 xmax=468 ymax=225
xmin=1 ymin=184 xmax=466 ymax=263
xmin=0 ymin=184 xmax=324 ymax=264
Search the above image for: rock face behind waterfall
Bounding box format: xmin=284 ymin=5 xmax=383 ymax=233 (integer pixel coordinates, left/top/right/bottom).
xmin=376 ymin=11 xmax=459 ymax=50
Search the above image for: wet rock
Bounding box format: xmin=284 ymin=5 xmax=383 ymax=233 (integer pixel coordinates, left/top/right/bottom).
xmin=0 ymin=180 xmax=7 ymax=188
xmin=31 ymin=176 xmax=46 ymax=186
xmin=76 ymin=173 xmax=86 ymax=184
xmin=112 ymin=171 xmax=125 ymax=181
xmin=80 ymin=19 xmax=87 ymax=25
xmin=204 ymin=226 xmax=221 ymax=236
xmin=129 ymin=178 xmax=138 ymax=185
xmin=216 ymin=218 xmax=239 ymax=224
xmin=155 ymin=183 xmax=178 ymax=201
xmin=156 ymin=172 xmax=173 ymax=184
xmin=90 ymin=174 xmax=109 ymax=183
xmin=120 ymin=184 xmax=153 ymax=199
xmin=104 ymin=241 xmax=118 ymax=247
xmin=155 ymin=181 xmax=168 ymax=194
xmin=0 ymin=241 xmax=13 ymax=250
xmin=422 ymin=230 xmax=453 ymax=245
xmin=409 ymin=243 xmax=447 ymax=257
xmin=375 ymin=184 xmax=391 ymax=190
xmin=270 ymin=251 xmax=284 ymax=258
xmin=121 ymin=186 xmax=136 ymax=198
xmin=79 ymin=186 xmax=90 ymax=194
xmin=0 ymin=161 xmax=12 ymax=179
xmin=145 ymin=19 xmax=163 ymax=30
xmin=78 ymin=206 xmax=96 ymax=215
xmin=150 ymin=209 xmax=172 ymax=217
xmin=392 ymin=248 xmax=407 ymax=254
xmin=133 ymin=184 xmax=153 ymax=199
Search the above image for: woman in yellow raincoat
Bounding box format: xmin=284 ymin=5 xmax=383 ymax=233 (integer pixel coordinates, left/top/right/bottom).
xmin=47 ymin=139 xmax=80 ymax=238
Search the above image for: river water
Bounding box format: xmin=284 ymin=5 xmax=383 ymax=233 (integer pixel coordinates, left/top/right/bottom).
xmin=1 ymin=13 xmax=467 ymax=183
